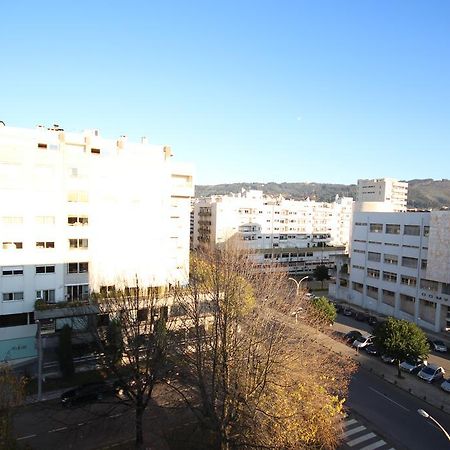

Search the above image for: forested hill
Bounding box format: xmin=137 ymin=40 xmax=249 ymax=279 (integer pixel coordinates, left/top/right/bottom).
xmin=195 ymin=179 xmax=450 ymax=210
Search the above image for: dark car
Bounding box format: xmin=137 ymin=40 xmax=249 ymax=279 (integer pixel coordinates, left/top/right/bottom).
xmin=367 ymin=316 xmax=378 ymax=326
xmin=364 ymin=344 xmax=380 ymax=356
xmin=343 ymin=307 xmax=354 ymax=317
xmin=343 ymin=330 xmax=362 ymax=344
xmin=355 ymin=311 xmax=369 ymax=322
xmin=61 ymin=381 xmax=116 ymax=407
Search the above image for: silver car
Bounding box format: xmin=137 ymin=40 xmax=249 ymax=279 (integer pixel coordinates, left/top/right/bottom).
xmin=417 ymin=364 xmax=445 ymax=383
xmin=400 ymin=358 xmax=427 ymax=374
xmin=441 ymin=378 xmax=450 ymax=393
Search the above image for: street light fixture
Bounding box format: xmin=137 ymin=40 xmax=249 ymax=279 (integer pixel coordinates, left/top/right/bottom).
xmin=417 ymin=409 xmax=450 ymax=441
xmin=288 ymin=276 xmax=309 ymax=296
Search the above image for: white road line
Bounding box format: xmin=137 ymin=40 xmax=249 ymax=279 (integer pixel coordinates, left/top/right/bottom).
xmin=78 ymin=422 xmax=85 ymax=426
xmin=345 ymin=418 xmax=358 ymax=427
xmin=108 ymin=413 xmax=123 ymax=418
xmin=17 ymin=434 xmax=37 ymax=441
xmin=368 ymin=387 xmax=410 ymax=412
xmin=344 ymin=425 xmax=366 ymax=438
xmin=360 ymin=440 xmax=387 ymax=450
xmin=49 ymin=426 xmax=67 ymax=433
xmin=348 ymin=432 xmax=376 ymax=447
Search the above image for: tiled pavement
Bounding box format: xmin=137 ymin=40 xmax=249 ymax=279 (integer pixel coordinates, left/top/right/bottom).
xmin=341 ymin=414 xmax=396 ymax=450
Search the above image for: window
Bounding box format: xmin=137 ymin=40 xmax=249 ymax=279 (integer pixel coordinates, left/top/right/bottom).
xmin=383 ymin=271 xmax=397 ymax=283
xmin=355 ymin=222 xmax=367 ymax=226
xmin=37 ymin=143 xmax=48 ymax=149
xmin=370 ymin=223 xmax=383 ymax=233
xmin=386 ymin=224 xmax=400 ymax=234
xmin=367 ymin=285 xmax=379 ymax=299
xmin=0 ymin=313 xmax=29 ymax=328
xmin=420 ymin=279 xmax=438 ymax=292
xmin=35 ymin=216 xmax=55 ymax=224
xmin=352 ymin=282 xmax=364 ymax=293
xmin=421 ymin=259 xmax=427 ymax=270
xmin=367 ymin=268 xmax=380 ymax=278
xmin=3 ymin=292 xmax=24 ymax=301
xmin=368 ymin=240 xmax=381 ymax=245
xmin=2 ymin=216 xmax=23 ymax=224
xmin=36 ymin=241 xmax=55 ymax=249
xmin=68 ymin=216 xmax=89 ymax=226
xmin=36 ymin=265 xmax=55 ymax=274
xmin=352 ymin=264 xmax=364 ymax=270
xmin=67 ymin=191 xmax=88 ymax=202
xmin=442 ymin=283 xmax=450 ymax=295
xmin=2 ymin=242 xmax=23 ymax=249
xmin=354 ymin=249 xmax=365 ymax=254
xmin=402 ymin=256 xmax=418 ymax=268
xmin=401 ymin=275 xmax=417 ymax=286
xmin=67 ymin=262 xmax=89 ymax=273
xmin=368 ymin=252 xmax=381 ymax=262
xmin=36 ymin=289 xmax=55 ymax=303
xmin=2 ymin=266 xmax=23 ymax=276
xmin=400 ymin=294 xmax=415 ymax=303
xmin=404 ymin=225 xmax=420 ymax=236
xmin=91 ymin=148 xmax=101 ymax=154
xmin=69 ymin=239 xmax=88 ymax=249
xmin=423 ymin=226 xmax=430 ymax=237
xmin=384 ymin=254 xmax=398 ymax=265
xmin=66 ymin=284 xmax=89 ymax=301
xmin=382 ymin=289 xmax=395 ymax=302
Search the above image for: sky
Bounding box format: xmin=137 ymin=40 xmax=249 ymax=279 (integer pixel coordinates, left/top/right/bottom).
xmin=1 ymin=1 xmax=449 ymax=185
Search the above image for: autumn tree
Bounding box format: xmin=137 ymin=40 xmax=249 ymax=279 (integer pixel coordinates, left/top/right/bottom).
xmin=0 ymin=365 xmax=25 ymax=450
xmin=89 ymin=281 xmax=171 ymax=449
xmin=171 ymin=246 xmax=353 ymax=449
xmin=374 ymin=317 xmax=429 ymax=378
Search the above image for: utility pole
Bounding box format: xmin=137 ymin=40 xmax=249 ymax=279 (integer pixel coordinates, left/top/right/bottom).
xmin=36 ymin=320 xmax=43 ymax=401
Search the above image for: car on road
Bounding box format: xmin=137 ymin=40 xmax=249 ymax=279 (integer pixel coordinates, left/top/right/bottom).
xmin=355 ymin=311 xmax=369 ymax=322
xmin=364 ymin=344 xmax=380 ymax=356
xmin=440 ymin=378 xmax=450 ymax=393
xmin=417 ymin=364 xmax=445 ymax=383
xmin=399 ymin=357 xmax=427 ymax=374
xmin=367 ymin=315 xmax=378 ymax=326
xmin=381 ymin=354 xmax=396 ymax=364
xmin=61 ymin=381 xmax=116 ymax=407
xmin=428 ymin=339 xmax=448 ymax=353
xmin=343 ymin=307 xmax=354 ymax=317
xmin=343 ymin=330 xmax=362 ymax=344
xmin=352 ymin=334 xmax=374 ymax=349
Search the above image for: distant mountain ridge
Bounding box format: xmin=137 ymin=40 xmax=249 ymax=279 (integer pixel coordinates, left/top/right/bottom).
xmin=195 ymin=179 xmax=450 ymax=210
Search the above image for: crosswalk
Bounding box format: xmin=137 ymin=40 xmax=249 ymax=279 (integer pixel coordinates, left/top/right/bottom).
xmin=341 ymin=415 xmax=395 ymax=450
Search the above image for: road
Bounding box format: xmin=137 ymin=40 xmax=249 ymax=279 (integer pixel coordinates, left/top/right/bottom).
xmin=345 ymin=367 xmax=450 ymax=450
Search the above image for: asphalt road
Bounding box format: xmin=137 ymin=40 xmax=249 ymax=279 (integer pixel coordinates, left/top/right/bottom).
xmin=347 ymin=367 xmax=450 ymax=450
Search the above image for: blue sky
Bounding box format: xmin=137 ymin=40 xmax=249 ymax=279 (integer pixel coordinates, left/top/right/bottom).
xmin=1 ymin=1 xmax=449 ymax=185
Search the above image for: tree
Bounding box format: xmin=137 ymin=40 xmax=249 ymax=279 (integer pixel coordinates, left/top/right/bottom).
xmin=171 ymin=247 xmax=353 ymax=449
xmin=0 ymin=365 xmax=25 ymax=450
xmin=314 ymin=264 xmax=330 ymax=288
xmin=373 ymin=317 xmax=429 ymax=378
xmin=310 ymin=296 xmax=337 ymax=325
xmin=89 ymin=281 xmax=170 ymax=449
xmin=58 ymin=324 xmax=75 ymax=378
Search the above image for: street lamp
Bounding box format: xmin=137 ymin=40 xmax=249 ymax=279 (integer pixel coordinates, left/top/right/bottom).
xmin=417 ymin=409 xmax=450 ymax=441
xmin=288 ymin=276 xmax=309 ymax=296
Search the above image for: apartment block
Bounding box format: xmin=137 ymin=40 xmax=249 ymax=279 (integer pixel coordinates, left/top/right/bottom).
xmin=356 ymin=178 xmax=408 ymax=212
xmin=0 ymin=123 xmax=193 ymax=363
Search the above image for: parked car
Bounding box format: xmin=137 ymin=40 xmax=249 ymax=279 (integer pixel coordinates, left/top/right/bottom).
xmin=381 ymin=354 xmax=396 ymax=364
xmin=364 ymin=344 xmax=380 ymax=356
xmin=440 ymin=378 xmax=450 ymax=393
xmin=352 ymin=334 xmax=374 ymax=349
xmin=417 ymin=364 xmax=445 ymax=383
xmin=343 ymin=307 xmax=354 ymax=317
xmin=367 ymin=316 xmax=378 ymax=326
xmin=428 ymin=340 xmax=448 ymax=353
xmin=61 ymin=381 xmax=116 ymax=407
xmin=343 ymin=330 xmax=362 ymax=344
xmin=355 ymin=311 xmax=369 ymax=322
xmin=399 ymin=357 xmax=427 ymax=374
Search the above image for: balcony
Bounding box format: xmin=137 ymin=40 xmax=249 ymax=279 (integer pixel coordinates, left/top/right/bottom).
xmin=35 ymin=299 xmax=99 ymax=320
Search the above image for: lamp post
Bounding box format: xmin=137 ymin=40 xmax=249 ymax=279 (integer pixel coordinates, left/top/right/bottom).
xmin=35 ymin=320 xmax=43 ymax=401
xmin=288 ymin=276 xmax=309 ymax=296
xmin=417 ymin=409 xmax=450 ymax=441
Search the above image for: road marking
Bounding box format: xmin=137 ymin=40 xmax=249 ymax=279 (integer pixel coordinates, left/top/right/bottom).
xmin=348 ymin=432 xmax=376 ymax=447
xmin=17 ymin=434 xmax=37 ymax=441
xmin=360 ymin=440 xmax=387 ymax=450
xmin=344 ymin=425 xmax=366 ymax=437
xmin=108 ymin=413 xmax=123 ymax=418
xmin=49 ymin=426 xmax=67 ymax=433
xmin=345 ymin=418 xmax=358 ymax=427
xmin=368 ymin=387 xmax=410 ymax=412
xmin=78 ymin=423 xmax=85 ymax=426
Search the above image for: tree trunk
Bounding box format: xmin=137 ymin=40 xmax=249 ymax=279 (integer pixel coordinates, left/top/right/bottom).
xmin=135 ymin=401 xmax=144 ymax=449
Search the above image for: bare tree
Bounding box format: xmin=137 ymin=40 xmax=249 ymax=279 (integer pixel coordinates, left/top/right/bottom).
xmin=171 ymin=246 xmax=354 ymax=449
xmin=89 ymin=280 xmax=171 ymax=449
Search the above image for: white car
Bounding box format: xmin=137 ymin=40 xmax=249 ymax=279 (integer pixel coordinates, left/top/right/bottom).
xmin=429 ymin=340 xmax=448 ymax=353
xmin=441 ymin=378 xmax=450 ymax=393
xmin=399 ymin=358 xmax=427 ymax=374
xmin=417 ymin=364 xmax=445 ymax=383
xmin=352 ymin=334 xmax=374 ymax=349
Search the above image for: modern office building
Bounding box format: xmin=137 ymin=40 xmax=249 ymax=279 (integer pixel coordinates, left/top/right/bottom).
xmin=330 ymin=209 xmax=450 ymax=333
xmin=192 ymin=190 xmax=353 ymax=274
xmin=356 ymin=178 xmax=408 ymax=212
xmin=0 ymin=123 xmax=194 ymax=364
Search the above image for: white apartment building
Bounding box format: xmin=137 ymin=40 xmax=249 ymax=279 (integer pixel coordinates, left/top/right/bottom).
xmin=192 ymin=190 xmax=353 ymax=274
xmin=0 ymin=123 xmax=193 ymax=363
xmin=357 ymin=178 xmax=408 ymax=212
xmin=330 ymin=209 xmax=450 ymax=333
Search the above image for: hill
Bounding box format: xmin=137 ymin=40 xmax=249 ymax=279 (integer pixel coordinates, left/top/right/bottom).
xmin=195 ymin=179 xmax=450 ymax=210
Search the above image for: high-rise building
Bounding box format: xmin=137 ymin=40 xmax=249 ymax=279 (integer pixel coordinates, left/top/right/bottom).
xmin=0 ymin=123 xmax=193 ymax=364
xmin=356 ymin=178 xmax=408 ymax=212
